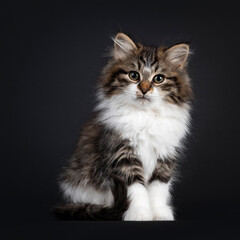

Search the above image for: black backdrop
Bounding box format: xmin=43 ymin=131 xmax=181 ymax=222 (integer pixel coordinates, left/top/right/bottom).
xmin=3 ymin=0 xmax=240 ymax=238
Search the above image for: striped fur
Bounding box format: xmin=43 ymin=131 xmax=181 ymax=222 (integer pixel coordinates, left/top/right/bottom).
xmin=54 ymin=33 xmax=193 ymax=221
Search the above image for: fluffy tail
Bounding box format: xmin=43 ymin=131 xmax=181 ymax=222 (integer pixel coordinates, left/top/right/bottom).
xmin=53 ymin=176 xmax=129 ymax=220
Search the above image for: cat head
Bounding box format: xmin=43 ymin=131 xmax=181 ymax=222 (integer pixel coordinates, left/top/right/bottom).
xmin=98 ymin=33 xmax=193 ymax=108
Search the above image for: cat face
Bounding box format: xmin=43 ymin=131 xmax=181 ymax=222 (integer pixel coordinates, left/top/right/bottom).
xmin=99 ymin=33 xmax=192 ymax=107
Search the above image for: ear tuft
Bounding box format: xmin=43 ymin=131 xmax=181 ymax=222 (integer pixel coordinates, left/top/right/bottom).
xmin=112 ymin=33 xmax=137 ymax=60
xmin=165 ymin=43 xmax=190 ymax=69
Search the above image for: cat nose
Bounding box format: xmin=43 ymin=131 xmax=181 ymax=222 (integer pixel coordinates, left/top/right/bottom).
xmin=138 ymin=80 xmax=151 ymax=95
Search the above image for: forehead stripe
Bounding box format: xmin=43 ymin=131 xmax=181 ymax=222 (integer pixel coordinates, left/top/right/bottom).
xmin=150 ymin=57 xmax=158 ymax=66
xmin=154 ymin=63 xmax=159 ymax=72
xmin=139 ymin=56 xmax=146 ymax=64
xmin=137 ymin=60 xmax=141 ymax=70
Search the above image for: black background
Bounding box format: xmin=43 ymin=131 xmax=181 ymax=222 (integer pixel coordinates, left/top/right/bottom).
xmin=3 ymin=0 xmax=240 ymax=238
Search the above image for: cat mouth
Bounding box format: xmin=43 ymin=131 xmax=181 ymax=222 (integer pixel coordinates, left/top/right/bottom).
xmin=136 ymin=96 xmax=151 ymax=103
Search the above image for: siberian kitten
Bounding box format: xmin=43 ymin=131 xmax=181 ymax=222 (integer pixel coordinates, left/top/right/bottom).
xmin=54 ymin=33 xmax=193 ymax=221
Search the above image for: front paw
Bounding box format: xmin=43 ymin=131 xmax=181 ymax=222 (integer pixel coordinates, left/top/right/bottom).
xmin=123 ymin=206 xmax=153 ymax=221
xmin=153 ymin=205 xmax=174 ymax=221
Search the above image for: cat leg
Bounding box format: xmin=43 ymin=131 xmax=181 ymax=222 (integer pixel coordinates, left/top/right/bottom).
xmin=112 ymin=158 xmax=153 ymax=221
xmin=148 ymin=159 xmax=176 ymax=220
xmin=148 ymin=180 xmax=174 ymax=220
xmin=124 ymin=182 xmax=153 ymax=221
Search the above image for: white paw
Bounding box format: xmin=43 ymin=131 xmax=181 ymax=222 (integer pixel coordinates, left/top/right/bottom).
xmin=123 ymin=206 xmax=153 ymax=221
xmin=153 ymin=205 xmax=174 ymax=221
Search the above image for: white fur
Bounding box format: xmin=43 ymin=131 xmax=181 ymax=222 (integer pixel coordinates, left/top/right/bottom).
xmin=95 ymin=86 xmax=190 ymax=221
xmin=123 ymin=182 xmax=153 ymax=221
xmin=148 ymin=180 xmax=174 ymax=220
xmin=143 ymin=66 xmax=152 ymax=74
xmin=62 ymin=84 xmax=190 ymax=220
xmin=61 ymin=182 xmax=114 ymax=206
xmin=96 ymin=85 xmax=190 ymax=180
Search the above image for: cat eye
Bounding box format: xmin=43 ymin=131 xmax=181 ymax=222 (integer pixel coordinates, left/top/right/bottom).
xmin=153 ymin=74 xmax=165 ymax=84
xmin=129 ymin=71 xmax=140 ymax=82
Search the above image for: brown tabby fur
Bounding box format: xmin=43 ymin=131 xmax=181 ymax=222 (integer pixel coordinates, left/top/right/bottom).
xmin=100 ymin=44 xmax=192 ymax=105
xmin=53 ymin=33 xmax=193 ymax=220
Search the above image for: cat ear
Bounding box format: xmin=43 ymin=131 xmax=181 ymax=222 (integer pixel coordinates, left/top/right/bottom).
xmin=165 ymin=43 xmax=190 ymax=69
xmin=112 ymin=33 xmax=137 ymax=60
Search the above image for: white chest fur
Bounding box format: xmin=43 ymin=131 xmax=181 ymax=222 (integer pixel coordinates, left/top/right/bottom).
xmin=96 ymin=95 xmax=190 ymax=180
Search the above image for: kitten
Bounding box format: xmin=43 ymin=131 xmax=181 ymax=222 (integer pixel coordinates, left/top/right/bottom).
xmin=54 ymin=33 xmax=193 ymax=221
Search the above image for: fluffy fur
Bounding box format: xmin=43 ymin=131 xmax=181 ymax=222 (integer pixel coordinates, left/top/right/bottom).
xmin=54 ymin=33 xmax=193 ymax=221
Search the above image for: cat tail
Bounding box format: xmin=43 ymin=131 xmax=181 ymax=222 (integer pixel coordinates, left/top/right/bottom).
xmin=52 ymin=175 xmax=129 ymax=221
